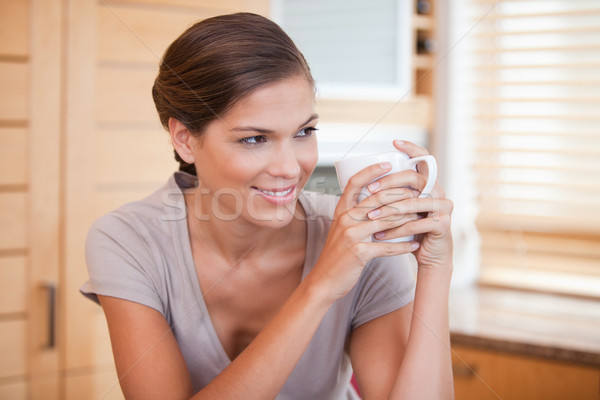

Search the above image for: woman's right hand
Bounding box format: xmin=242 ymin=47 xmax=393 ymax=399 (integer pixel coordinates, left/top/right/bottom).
xmin=308 ymin=161 xmax=421 ymax=302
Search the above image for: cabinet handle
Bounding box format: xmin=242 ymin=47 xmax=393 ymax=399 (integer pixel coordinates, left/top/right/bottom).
xmin=452 ymin=362 xmax=478 ymax=378
xmin=42 ymin=282 xmax=57 ymax=349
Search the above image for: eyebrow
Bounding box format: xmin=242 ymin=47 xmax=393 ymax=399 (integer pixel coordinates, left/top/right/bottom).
xmin=230 ymin=113 xmax=319 ymax=134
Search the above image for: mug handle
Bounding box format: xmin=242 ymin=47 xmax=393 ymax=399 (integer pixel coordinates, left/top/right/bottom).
xmin=405 ymin=155 xmax=437 ymax=197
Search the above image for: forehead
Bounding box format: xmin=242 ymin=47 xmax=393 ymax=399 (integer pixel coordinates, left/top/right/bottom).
xmin=223 ymin=76 xmax=315 ymax=124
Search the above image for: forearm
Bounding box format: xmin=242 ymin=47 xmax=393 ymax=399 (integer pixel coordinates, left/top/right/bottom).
xmin=388 ymin=265 xmax=454 ymax=400
xmin=193 ymin=274 xmax=332 ymax=400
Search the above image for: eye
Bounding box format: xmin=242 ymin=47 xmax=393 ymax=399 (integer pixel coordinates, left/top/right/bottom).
xmin=240 ymin=135 xmax=267 ymax=145
xmin=296 ymin=127 xmax=318 ymax=138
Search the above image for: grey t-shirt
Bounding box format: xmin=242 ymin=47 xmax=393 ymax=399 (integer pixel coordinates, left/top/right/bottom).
xmin=81 ymin=172 xmax=416 ymax=399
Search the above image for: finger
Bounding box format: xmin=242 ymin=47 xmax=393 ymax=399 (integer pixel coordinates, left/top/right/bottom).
xmin=371 ymin=171 xmax=446 ymax=200
xmin=350 ymin=240 xmax=419 ymax=261
xmin=419 ymin=184 xmax=446 ymax=200
xmin=392 ymin=140 xmax=433 ymax=180
xmin=393 ymin=139 xmax=430 ymax=158
xmin=338 ymin=211 xmax=418 ymax=243
xmin=352 ymin=186 xmax=417 ymax=219
xmin=346 ymin=162 xmax=392 ymax=191
xmin=368 ymin=201 xmax=421 ymax=221
xmin=338 ymin=162 xmax=393 ymax=211
xmin=368 ymin=197 xmax=451 ymax=220
xmin=371 ymin=213 xmax=420 ymax=239
xmin=337 ymin=191 xmax=421 ymax=238
xmin=376 ymin=210 xmax=452 ymax=241
xmin=366 ymin=170 xmax=427 ymax=197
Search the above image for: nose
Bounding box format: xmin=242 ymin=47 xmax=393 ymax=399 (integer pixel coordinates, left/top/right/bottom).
xmin=267 ymin=141 xmax=301 ymax=180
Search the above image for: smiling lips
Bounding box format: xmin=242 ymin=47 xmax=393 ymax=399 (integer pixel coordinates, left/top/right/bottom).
xmin=253 ymin=185 xmax=297 ymax=204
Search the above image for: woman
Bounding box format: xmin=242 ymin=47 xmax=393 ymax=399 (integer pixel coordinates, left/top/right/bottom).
xmin=81 ymin=12 xmax=454 ymax=400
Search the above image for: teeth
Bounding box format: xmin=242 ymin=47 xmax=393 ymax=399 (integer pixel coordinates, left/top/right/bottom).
xmin=257 ymin=187 xmax=293 ymax=197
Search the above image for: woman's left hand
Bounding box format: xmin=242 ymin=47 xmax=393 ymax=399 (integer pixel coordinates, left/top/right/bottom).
xmin=365 ymin=140 xmax=453 ymax=271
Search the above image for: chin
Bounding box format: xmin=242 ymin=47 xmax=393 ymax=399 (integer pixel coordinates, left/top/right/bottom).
xmin=243 ymin=199 xmax=299 ymax=229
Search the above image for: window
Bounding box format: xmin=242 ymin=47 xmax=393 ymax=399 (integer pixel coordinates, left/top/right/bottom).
xmin=456 ymin=0 xmax=600 ymax=297
xmin=273 ymin=0 xmax=413 ymax=99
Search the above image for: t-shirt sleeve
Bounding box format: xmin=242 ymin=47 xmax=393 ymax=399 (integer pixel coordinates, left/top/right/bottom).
xmin=349 ymin=254 xmax=416 ymax=330
xmin=80 ymin=213 xmax=166 ymax=316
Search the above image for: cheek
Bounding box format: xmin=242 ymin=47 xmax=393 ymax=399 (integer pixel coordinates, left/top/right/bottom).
xmin=296 ymin=140 xmax=319 ymax=181
xmin=297 ymin=140 xmax=319 ymax=175
xmin=220 ymin=154 xmax=265 ymax=181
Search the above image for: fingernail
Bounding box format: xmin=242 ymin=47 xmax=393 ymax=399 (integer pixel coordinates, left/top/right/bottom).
xmin=411 ymin=241 xmax=420 ymax=251
xmin=368 ymin=181 xmax=380 ymax=192
xmin=395 ymin=139 xmax=405 ymax=145
xmin=368 ymin=209 xmax=381 ymax=219
xmin=379 ymin=162 xmax=392 ymax=170
xmin=375 ymin=231 xmax=386 ymax=240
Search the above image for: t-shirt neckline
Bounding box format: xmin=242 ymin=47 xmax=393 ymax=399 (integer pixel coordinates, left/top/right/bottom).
xmin=170 ymin=172 xmax=314 ymax=364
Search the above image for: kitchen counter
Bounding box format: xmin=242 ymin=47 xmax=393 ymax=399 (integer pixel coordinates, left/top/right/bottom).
xmin=449 ymin=286 xmax=600 ymax=367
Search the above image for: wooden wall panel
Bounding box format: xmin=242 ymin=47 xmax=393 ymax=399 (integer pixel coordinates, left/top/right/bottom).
xmin=63 ymin=0 xmax=100 ymax=373
xmin=102 ymin=0 xmax=268 ymax=16
xmin=104 ymin=0 xmax=248 ymax=10
xmin=64 ymin=369 xmax=124 ymax=400
xmin=0 ymin=0 xmax=29 ymax=56
xmin=316 ymin=96 xmax=432 ymax=127
xmin=0 ymin=380 xmax=27 ymax=400
xmin=0 ymin=256 xmax=27 ymax=314
xmin=97 ymin=4 xmax=215 ymax=63
xmin=0 ymin=0 xmax=30 ymax=397
xmin=0 ymin=128 xmax=27 ymax=186
xmin=27 ymin=0 xmax=63 ymax=397
xmin=0 ymin=192 xmax=27 ymax=250
xmin=93 ymin=128 xmax=176 ymax=185
xmin=0 ymin=320 xmax=27 ymax=378
xmin=91 ymin=189 xmax=167 ymax=218
xmin=0 ymin=62 xmax=29 ymax=120
xmin=90 ymin=310 xmax=117 ymax=366
xmin=96 ymin=66 xmax=157 ymax=123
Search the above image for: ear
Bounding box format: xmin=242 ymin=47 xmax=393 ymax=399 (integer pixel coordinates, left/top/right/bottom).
xmin=168 ymin=118 xmax=195 ymax=164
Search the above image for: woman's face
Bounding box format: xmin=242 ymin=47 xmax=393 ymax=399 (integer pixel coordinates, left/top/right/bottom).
xmin=190 ymin=76 xmax=318 ymax=229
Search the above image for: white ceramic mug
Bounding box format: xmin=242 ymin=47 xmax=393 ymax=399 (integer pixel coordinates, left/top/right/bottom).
xmin=334 ymin=151 xmax=437 ymax=242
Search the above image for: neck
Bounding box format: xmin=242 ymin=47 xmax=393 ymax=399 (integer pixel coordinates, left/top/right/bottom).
xmin=184 ymin=187 xmax=306 ymax=263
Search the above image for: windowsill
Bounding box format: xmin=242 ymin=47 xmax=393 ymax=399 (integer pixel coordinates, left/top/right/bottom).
xmin=449 ymin=286 xmax=600 ymax=368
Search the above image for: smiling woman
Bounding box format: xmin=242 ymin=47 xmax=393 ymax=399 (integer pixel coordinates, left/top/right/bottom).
xmin=169 ymin=75 xmax=319 ymax=227
xmin=80 ymin=12 xmax=454 ymax=400
xmin=152 ymin=12 xmax=315 ymax=177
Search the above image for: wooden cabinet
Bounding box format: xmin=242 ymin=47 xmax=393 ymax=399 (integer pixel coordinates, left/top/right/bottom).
xmin=452 ymin=345 xmax=600 ymax=400
xmin=0 ymin=0 xmax=61 ymax=398
xmin=0 ymin=0 xmax=267 ymax=398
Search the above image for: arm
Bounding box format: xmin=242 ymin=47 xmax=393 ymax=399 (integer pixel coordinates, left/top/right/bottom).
xmin=98 ymin=295 xmax=194 ymax=400
xmin=390 ymin=267 xmax=453 ymax=400
xmin=349 ymin=305 xmax=412 ymax=399
xmin=100 ymin=274 xmax=332 ymax=400
xmin=350 ymin=269 xmax=453 ymax=400
xmin=350 ymin=140 xmax=454 ymax=399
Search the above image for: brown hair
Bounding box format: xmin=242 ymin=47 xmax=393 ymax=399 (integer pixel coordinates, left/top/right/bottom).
xmin=152 ymin=12 xmax=314 ymax=175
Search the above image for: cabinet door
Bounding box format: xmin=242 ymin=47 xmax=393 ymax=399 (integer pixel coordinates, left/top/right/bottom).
xmin=452 ymin=345 xmax=600 ymax=400
xmin=0 ymin=0 xmax=30 ymax=396
xmin=1 ymin=0 xmax=62 ymax=398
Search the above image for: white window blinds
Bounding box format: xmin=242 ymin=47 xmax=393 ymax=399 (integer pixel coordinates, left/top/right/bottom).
xmin=466 ymin=0 xmax=600 ymax=297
